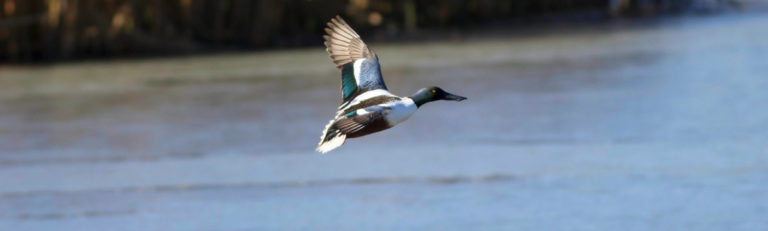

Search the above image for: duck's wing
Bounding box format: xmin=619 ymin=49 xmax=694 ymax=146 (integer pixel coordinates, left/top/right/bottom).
xmin=336 ymin=106 xmax=391 ymax=135
xmin=323 ymin=15 xmax=388 ymax=104
xmin=324 ymin=15 xmax=376 ymax=68
xmin=317 ymin=105 xmax=391 ymax=153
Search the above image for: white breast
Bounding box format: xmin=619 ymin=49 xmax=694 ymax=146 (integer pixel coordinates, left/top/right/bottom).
xmin=383 ymin=98 xmax=417 ymax=125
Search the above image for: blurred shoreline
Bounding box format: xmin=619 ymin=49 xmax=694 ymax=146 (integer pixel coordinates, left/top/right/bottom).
xmin=2 ymin=8 xmax=767 ymax=67
xmin=1 ymin=0 xmax=765 ymax=63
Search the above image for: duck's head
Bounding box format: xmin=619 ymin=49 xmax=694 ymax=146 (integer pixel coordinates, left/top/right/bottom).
xmin=410 ymin=86 xmax=467 ymax=107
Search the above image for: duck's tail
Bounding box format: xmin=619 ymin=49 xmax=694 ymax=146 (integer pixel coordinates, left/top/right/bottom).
xmin=316 ymin=120 xmax=346 ymax=153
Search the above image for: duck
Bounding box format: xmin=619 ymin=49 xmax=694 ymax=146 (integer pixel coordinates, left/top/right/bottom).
xmin=317 ymin=15 xmax=467 ymax=153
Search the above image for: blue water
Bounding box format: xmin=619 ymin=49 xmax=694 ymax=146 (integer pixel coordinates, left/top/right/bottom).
xmin=1 ymin=12 xmax=768 ymax=230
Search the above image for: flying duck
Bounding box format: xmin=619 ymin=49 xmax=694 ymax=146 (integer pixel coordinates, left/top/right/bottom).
xmin=317 ymin=16 xmax=466 ymax=153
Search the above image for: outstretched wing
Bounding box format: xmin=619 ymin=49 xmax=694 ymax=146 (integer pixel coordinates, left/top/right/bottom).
xmin=323 ymin=15 xmax=375 ymax=68
xmin=323 ymin=15 xmax=388 ymax=103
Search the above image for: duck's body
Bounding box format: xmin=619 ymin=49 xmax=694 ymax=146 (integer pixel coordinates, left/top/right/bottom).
xmin=333 ymin=89 xmax=417 ymax=138
xmin=317 ymin=16 xmax=466 ymax=153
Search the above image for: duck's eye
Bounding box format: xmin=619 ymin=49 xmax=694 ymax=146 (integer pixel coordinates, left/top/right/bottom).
xmin=431 ymin=89 xmax=436 ymax=93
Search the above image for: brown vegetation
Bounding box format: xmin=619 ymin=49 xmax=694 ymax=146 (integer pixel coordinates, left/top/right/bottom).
xmin=0 ymin=0 xmax=733 ymax=62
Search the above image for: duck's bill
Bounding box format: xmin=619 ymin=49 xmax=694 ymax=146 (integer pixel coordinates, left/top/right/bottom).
xmin=443 ymin=93 xmax=467 ymax=101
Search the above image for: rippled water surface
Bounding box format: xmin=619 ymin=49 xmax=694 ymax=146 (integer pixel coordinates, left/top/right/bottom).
xmin=1 ymin=13 xmax=767 ymax=231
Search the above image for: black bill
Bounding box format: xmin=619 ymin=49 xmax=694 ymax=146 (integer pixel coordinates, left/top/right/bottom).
xmin=443 ymin=92 xmax=467 ymax=101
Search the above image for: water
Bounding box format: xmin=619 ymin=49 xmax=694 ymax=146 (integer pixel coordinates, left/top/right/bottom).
xmin=1 ymin=13 xmax=768 ymax=230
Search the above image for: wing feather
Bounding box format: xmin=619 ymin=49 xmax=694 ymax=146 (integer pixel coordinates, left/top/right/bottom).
xmin=316 ymin=106 xmax=390 ymax=153
xmin=323 ymin=15 xmax=376 ymax=68
xmin=323 ymin=15 xmax=387 ymax=103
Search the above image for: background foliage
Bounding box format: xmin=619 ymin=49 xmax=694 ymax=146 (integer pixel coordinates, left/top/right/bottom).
xmin=0 ymin=0 xmax=734 ymax=62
